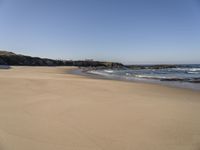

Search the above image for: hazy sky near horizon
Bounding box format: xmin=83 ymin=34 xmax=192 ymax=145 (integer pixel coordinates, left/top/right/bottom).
xmin=0 ymin=0 xmax=200 ymax=64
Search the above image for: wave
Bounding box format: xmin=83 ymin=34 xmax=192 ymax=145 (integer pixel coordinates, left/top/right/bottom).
xmin=88 ymin=66 xmax=200 ymax=84
xmin=85 ymin=67 xmax=200 ymax=90
xmin=104 ymin=70 xmax=114 ymax=73
xmin=89 ymin=71 xmax=109 ymax=76
xmin=189 ymin=68 xmax=200 ymax=71
xmin=134 ymin=74 xmax=170 ymax=79
xmin=173 ymin=68 xmax=200 ymax=72
xmin=187 ymin=72 xmax=199 ymax=74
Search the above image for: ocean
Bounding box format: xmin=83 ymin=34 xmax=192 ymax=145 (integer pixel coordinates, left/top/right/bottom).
xmin=88 ymin=64 xmax=200 ymax=90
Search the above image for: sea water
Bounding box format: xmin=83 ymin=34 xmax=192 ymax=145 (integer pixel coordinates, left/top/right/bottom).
xmin=88 ymin=64 xmax=200 ymax=90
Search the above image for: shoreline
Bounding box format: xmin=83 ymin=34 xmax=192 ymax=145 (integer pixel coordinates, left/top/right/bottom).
xmin=68 ymin=68 xmax=200 ymax=91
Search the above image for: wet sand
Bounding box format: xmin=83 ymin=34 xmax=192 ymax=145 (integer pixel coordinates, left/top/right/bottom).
xmin=0 ymin=66 xmax=200 ymax=150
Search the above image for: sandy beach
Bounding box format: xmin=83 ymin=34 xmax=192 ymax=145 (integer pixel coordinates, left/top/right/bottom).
xmin=0 ymin=66 xmax=200 ymax=150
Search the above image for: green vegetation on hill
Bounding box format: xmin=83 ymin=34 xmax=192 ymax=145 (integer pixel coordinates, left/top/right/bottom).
xmin=0 ymin=51 xmax=123 ymax=68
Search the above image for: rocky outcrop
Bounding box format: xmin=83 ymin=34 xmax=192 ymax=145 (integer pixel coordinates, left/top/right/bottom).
xmin=126 ymin=64 xmax=179 ymax=70
xmin=160 ymin=78 xmax=200 ymax=83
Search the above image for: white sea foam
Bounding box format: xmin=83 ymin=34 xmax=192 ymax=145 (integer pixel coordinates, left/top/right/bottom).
xmin=189 ymin=68 xmax=200 ymax=71
xmin=104 ymin=70 xmax=114 ymax=73
xmin=188 ymin=72 xmax=199 ymax=74
xmin=89 ymin=70 xmax=113 ymax=76
xmin=135 ymin=75 xmax=170 ymax=79
xmin=174 ymin=68 xmax=200 ymax=72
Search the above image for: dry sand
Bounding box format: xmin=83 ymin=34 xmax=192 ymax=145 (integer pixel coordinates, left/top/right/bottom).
xmin=0 ymin=66 xmax=200 ymax=150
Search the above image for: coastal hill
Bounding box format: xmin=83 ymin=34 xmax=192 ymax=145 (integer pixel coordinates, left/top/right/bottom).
xmin=0 ymin=50 xmax=180 ymax=69
xmin=0 ymin=50 xmax=123 ymax=68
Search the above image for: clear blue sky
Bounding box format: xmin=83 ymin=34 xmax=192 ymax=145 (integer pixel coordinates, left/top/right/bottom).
xmin=0 ymin=0 xmax=200 ymax=64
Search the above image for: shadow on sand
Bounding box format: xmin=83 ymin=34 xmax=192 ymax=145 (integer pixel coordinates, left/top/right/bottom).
xmin=0 ymin=65 xmax=11 ymax=69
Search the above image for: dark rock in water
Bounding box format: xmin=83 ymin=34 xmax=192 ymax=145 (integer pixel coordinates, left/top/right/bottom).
xmin=160 ymin=78 xmax=184 ymax=82
xmin=126 ymin=64 xmax=179 ymax=70
xmin=161 ymin=78 xmax=200 ymax=83
xmin=188 ymin=78 xmax=200 ymax=83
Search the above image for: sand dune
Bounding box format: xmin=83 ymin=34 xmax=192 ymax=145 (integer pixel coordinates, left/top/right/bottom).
xmin=0 ymin=66 xmax=200 ymax=150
